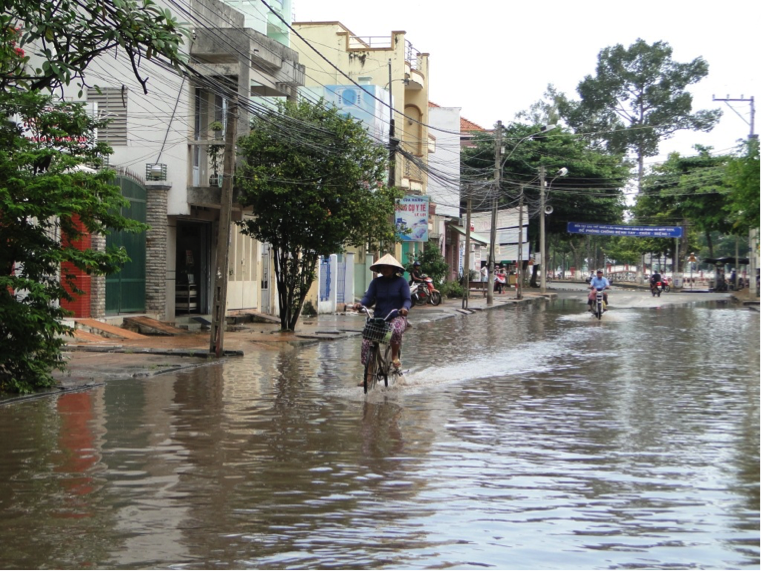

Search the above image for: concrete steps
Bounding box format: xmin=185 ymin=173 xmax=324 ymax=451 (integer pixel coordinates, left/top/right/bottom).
xmin=123 ymin=316 xmax=190 ymax=336
xmin=74 ymin=318 xmax=148 ymax=340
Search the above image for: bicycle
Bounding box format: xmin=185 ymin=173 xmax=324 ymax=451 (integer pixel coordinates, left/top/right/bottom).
xmin=359 ymin=307 xmax=404 ymax=394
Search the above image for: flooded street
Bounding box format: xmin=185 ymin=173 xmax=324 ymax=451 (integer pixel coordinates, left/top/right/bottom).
xmin=0 ymin=298 xmax=758 ymax=569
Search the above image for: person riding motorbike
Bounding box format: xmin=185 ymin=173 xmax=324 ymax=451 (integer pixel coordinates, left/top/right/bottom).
xmin=409 ymin=261 xmax=425 ymax=286
xmin=354 ymin=254 xmax=411 ymax=371
xmin=588 ymin=270 xmax=610 ymax=311
xmin=650 ymin=270 xmax=662 ymax=294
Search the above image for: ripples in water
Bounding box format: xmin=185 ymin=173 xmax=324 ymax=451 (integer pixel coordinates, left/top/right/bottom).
xmin=0 ymin=303 xmax=757 ymax=569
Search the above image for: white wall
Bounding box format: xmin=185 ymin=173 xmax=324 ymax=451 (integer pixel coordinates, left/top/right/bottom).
xmin=427 ymin=106 xmax=461 ymax=218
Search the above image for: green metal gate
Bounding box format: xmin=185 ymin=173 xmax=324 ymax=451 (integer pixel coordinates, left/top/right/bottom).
xmin=106 ymin=176 xmax=146 ymax=314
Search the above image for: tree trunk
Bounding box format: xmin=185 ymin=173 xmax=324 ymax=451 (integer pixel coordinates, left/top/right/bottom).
xmin=706 ymin=230 xmax=714 ymax=259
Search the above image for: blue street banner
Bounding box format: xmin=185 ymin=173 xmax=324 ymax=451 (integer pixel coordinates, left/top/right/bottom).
xmin=567 ymin=222 xmax=683 ymax=238
xmin=396 ymin=195 xmax=429 ymax=242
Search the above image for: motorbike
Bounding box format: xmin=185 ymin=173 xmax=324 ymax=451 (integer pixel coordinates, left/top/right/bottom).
xmin=410 ymin=275 xmax=442 ymax=306
xmin=651 ymin=280 xmax=663 ymax=297
xmin=590 ymin=288 xmax=606 ymax=320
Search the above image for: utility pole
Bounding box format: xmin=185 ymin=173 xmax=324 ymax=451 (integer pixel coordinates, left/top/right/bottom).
xmin=713 ymin=95 xmax=756 ymax=140
xmin=487 ymin=120 xmax=502 ymax=306
xmin=209 ymin=96 xmax=238 ymax=357
xmin=539 ymin=165 xmax=547 ymax=294
xmin=516 ymin=186 xmax=524 ymax=300
xmin=388 ymin=59 xmax=397 ymax=187
xmin=462 ymin=193 xmax=472 ymax=310
xmin=748 ymin=228 xmax=758 ymax=297
xmin=713 ymin=95 xmax=758 ymax=297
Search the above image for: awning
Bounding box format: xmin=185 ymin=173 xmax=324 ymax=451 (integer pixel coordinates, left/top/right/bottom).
xmin=451 ymin=225 xmax=489 ymax=245
xmin=703 ymin=256 xmax=749 ymax=266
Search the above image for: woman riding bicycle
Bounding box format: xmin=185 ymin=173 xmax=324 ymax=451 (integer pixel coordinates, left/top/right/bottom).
xmin=353 ymin=253 xmax=411 ymax=370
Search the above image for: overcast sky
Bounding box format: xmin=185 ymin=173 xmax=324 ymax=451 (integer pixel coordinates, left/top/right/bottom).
xmin=293 ymin=0 xmax=758 ymax=164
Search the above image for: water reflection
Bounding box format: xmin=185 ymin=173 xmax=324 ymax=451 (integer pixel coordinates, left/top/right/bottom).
xmin=0 ymin=303 xmax=757 ymax=569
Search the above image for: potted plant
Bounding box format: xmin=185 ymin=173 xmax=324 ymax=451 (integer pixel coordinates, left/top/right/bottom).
xmin=208 ymin=121 xmax=224 ymax=187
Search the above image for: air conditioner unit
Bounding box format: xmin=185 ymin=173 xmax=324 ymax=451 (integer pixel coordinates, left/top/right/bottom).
xmin=336 ymin=87 xmax=361 ymax=107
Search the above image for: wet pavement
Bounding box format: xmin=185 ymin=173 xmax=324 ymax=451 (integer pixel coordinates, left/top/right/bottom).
xmin=3 ymin=283 xmax=754 ymax=405
xmin=0 ymin=282 xmax=757 ymax=570
xmin=42 ymin=291 xmax=551 ymax=398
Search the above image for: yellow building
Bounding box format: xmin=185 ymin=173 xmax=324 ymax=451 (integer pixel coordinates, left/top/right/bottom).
xmin=291 ymin=21 xmax=431 ymax=275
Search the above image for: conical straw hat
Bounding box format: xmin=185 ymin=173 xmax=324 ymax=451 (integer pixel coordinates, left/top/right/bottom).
xmin=369 ymin=253 xmax=405 ymax=272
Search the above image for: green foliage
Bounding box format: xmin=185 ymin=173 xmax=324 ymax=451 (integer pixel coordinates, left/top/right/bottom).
xmin=462 ymin=122 xmax=629 ymax=273
xmin=3 ymin=0 xmax=188 ymax=93
xmin=407 ymin=246 xmax=449 ymax=285
xmin=603 ymin=236 xmax=649 ymax=265
xmin=0 ymin=90 xmax=146 ymax=393
xmin=635 ymin=147 xmax=732 ymax=257
xmin=236 ymin=98 xmax=402 ymax=331
xmin=301 ymin=300 xmax=317 ymax=317
xmin=559 ymin=39 xmax=721 ymax=188
xmin=725 ymin=138 xmax=760 ymax=233
xmin=439 ymin=280 xmax=464 ymax=299
xmin=0 ymin=0 xmax=188 ymax=393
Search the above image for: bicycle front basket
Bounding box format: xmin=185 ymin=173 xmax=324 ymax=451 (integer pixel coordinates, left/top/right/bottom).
xmin=362 ymin=318 xmax=392 ymax=344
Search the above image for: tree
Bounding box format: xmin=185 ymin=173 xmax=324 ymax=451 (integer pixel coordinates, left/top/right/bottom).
xmin=560 ymin=39 xmax=721 ymax=191
xmin=236 ymin=99 xmax=403 ymax=331
xmin=462 ymin=123 xmax=629 ymax=286
xmin=0 ymin=91 xmax=146 ymax=393
xmin=635 ymin=147 xmax=732 ymax=258
xmin=725 ymin=138 xmax=760 ymax=233
xmin=0 ymin=4 xmax=187 ymax=393
xmin=3 ymin=1 xmax=188 ymax=94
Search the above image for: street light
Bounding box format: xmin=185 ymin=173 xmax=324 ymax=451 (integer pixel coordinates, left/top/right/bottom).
xmin=539 ymin=166 xmax=568 ymax=294
xmin=487 ymin=123 xmax=558 ymax=305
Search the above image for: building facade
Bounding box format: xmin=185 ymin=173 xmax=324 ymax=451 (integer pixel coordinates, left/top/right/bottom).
xmin=63 ymin=0 xmax=304 ymax=321
xmin=291 ymin=21 xmax=431 ymax=267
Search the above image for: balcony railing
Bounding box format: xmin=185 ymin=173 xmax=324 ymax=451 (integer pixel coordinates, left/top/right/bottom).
xmin=348 ymin=35 xmax=392 ymax=49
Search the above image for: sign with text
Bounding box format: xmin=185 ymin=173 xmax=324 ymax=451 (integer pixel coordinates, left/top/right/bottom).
xmin=396 ymin=195 xmax=429 ymax=242
xmin=567 ymin=222 xmax=683 ymax=238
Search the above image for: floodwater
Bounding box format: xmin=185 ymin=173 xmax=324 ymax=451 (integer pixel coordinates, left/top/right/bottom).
xmin=0 ymin=300 xmax=758 ymax=570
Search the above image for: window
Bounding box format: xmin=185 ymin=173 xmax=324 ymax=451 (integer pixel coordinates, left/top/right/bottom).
xmin=88 ymin=88 xmax=128 ymax=146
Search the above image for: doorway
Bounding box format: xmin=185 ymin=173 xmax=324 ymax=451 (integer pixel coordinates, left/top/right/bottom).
xmin=176 ymin=221 xmax=211 ymax=314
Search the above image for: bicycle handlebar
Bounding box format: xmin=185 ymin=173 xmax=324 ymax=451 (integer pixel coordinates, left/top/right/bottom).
xmin=357 ymin=305 xmax=403 ymax=320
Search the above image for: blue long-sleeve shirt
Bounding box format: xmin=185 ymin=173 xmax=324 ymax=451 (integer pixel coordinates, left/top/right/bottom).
xmin=360 ymin=275 xmax=412 ymax=319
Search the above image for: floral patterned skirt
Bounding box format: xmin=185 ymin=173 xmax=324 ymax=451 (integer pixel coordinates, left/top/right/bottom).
xmin=360 ymin=316 xmax=407 ymax=365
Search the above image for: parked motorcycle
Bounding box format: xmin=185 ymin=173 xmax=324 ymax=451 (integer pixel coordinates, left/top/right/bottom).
xmin=410 ymin=275 xmax=442 ymax=306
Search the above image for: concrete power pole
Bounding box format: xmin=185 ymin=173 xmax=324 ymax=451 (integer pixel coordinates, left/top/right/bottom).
xmin=539 ymin=166 xmax=547 ymax=294
xmin=487 ymin=120 xmax=502 ymax=306
xmin=516 ymin=186 xmax=524 ymax=300
xmin=713 ymin=95 xmax=758 ymax=297
xmin=462 ymin=193 xmax=472 ymax=310
xmin=209 ymin=97 xmax=239 ymax=357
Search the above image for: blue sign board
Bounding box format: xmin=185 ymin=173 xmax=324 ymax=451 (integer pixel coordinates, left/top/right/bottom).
xmin=567 ymin=222 xmax=683 ymax=238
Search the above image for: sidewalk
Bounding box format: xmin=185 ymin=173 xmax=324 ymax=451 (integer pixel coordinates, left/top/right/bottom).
xmin=0 ymin=291 xmax=552 ymax=403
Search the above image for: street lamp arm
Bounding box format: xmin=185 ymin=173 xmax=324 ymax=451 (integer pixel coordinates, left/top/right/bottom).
xmin=499 ymin=124 xmax=559 ymax=169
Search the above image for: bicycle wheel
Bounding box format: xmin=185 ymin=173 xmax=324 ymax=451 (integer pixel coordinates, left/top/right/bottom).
xmin=379 ymin=344 xmax=393 ymax=387
xmin=364 ymin=344 xmax=379 ymax=394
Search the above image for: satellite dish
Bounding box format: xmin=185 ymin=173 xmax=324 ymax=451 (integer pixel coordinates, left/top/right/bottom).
xmin=544 ymin=205 xmax=554 ymax=215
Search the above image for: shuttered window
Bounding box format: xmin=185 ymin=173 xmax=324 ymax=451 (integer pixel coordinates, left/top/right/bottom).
xmin=88 ymin=88 xmax=128 ymax=146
